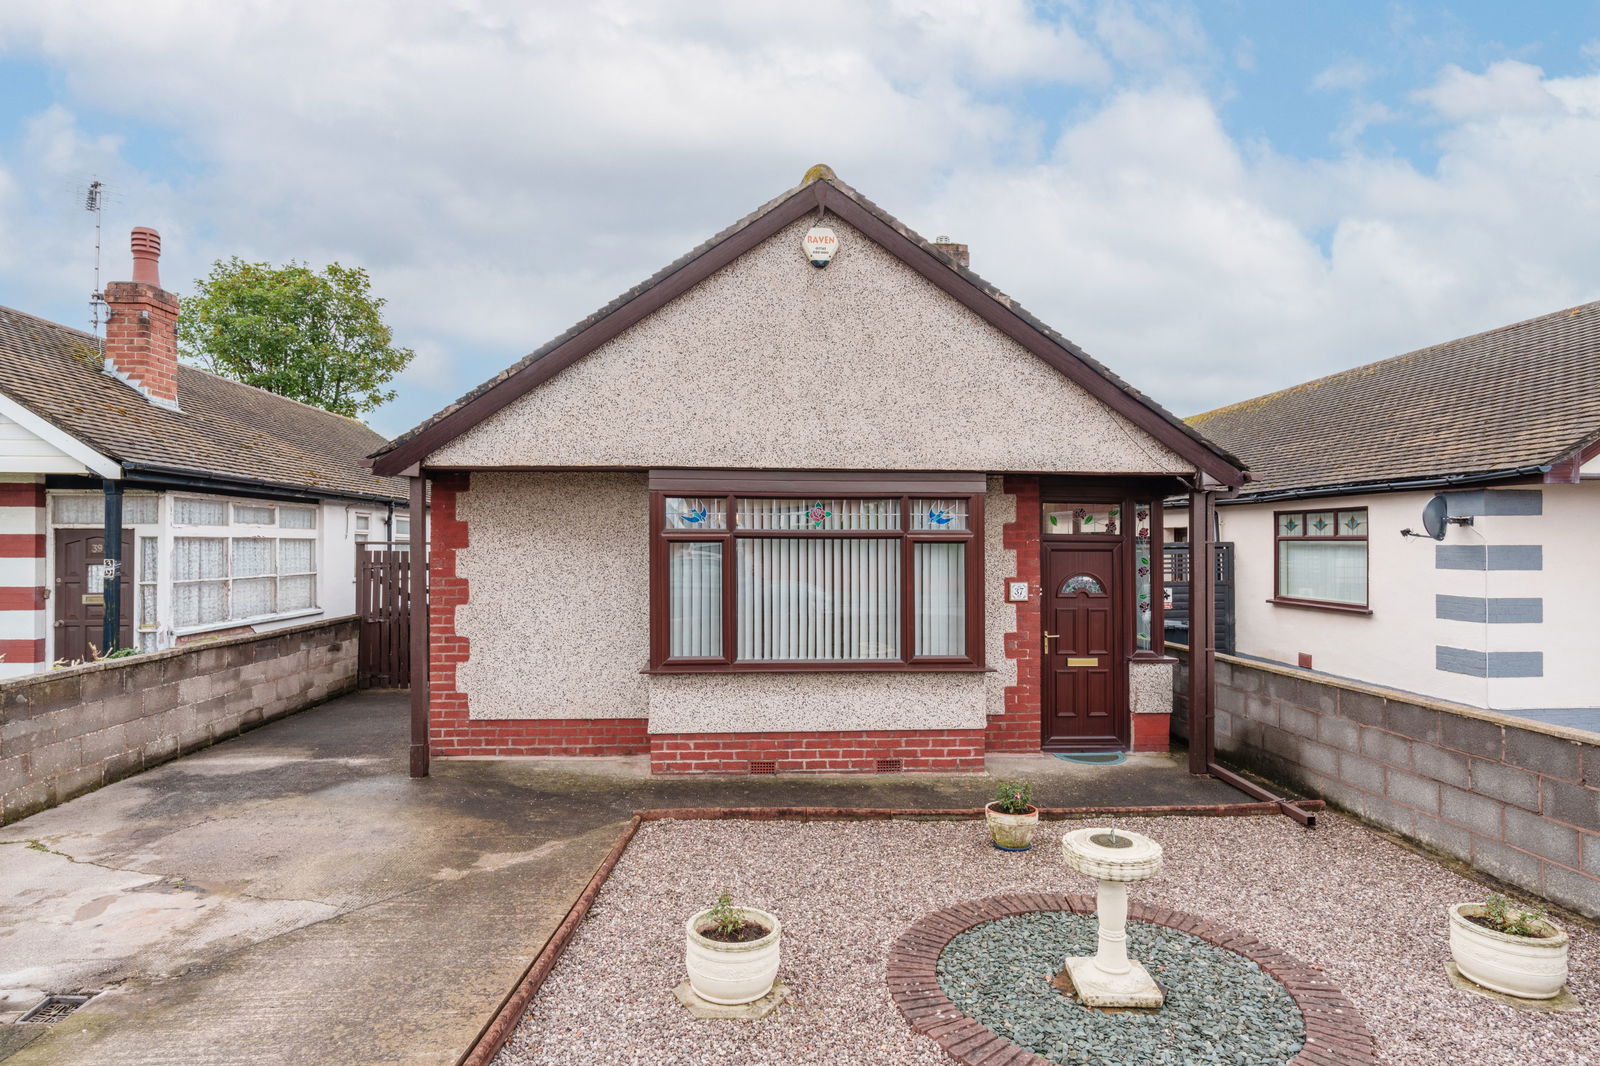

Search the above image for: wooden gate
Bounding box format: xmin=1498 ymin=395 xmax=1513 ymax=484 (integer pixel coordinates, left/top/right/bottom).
xmin=357 ymin=542 xmax=412 ymax=688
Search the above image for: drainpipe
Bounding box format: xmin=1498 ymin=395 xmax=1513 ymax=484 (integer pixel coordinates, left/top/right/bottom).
xmin=409 ymin=472 xmax=430 ymax=778
xmin=101 ymin=478 xmax=123 ymax=656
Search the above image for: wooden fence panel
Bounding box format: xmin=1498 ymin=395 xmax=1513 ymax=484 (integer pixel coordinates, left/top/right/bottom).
xmin=357 ymin=543 xmax=411 ymax=688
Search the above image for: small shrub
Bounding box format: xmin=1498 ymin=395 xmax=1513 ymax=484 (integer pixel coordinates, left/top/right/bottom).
xmin=1477 ymin=893 xmax=1549 ymax=938
xmin=707 ymin=890 xmax=743 ymax=938
xmin=991 ymin=780 xmax=1034 ymax=815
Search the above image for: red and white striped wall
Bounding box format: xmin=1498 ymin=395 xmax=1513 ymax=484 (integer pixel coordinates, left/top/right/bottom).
xmin=0 ymin=476 xmax=47 ymax=677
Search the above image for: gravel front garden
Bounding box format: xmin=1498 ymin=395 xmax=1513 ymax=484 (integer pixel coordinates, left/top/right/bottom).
xmin=494 ymin=813 xmax=1596 ymax=1066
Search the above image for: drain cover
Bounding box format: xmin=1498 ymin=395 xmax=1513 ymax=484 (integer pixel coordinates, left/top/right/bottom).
xmin=18 ymin=994 xmax=95 ymax=1024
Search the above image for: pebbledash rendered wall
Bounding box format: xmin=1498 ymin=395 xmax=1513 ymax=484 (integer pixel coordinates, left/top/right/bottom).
xmin=420 ymin=213 xmax=1191 ymax=773
xmin=426 ymin=471 xmax=1175 ymax=773
xmin=1 ymin=616 xmax=358 ymax=823
xmin=1175 ymin=648 xmax=1599 ymax=918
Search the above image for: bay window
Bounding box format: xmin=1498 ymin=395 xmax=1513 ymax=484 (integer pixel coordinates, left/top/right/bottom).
xmin=1274 ymin=508 xmax=1368 ymax=609
xmin=650 ymin=479 xmax=984 ymax=670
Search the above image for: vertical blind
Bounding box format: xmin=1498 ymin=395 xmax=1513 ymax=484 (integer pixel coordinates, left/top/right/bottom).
xmin=668 ymin=542 xmax=723 ymax=657
xmin=736 ymin=538 xmax=900 ymax=660
xmin=913 ymin=542 xmax=965 ymax=656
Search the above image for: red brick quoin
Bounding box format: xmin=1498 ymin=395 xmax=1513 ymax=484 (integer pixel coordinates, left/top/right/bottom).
xmin=426 ymin=472 xmax=647 ymax=758
xmin=651 ymin=729 xmax=986 ymax=775
xmin=987 ymin=476 xmax=1042 ymax=752
xmin=887 ymin=894 xmax=1375 ymax=1066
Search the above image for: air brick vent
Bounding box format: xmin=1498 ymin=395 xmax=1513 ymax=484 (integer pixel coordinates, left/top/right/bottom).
xmin=748 ymin=760 xmax=777 ymax=775
xmin=876 ymin=758 xmax=904 ymax=773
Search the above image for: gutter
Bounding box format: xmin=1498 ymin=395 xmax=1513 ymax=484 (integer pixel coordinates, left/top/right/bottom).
xmin=1216 ymin=463 xmax=1552 ymax=506
xmin=118 ymin=461 xmax=409 ymax=507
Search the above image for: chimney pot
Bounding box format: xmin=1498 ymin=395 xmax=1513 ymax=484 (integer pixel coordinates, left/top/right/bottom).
xmin=130 ymin=226 xmax=162 ymax=287
xmin=931 ymin=236 xmax=970 ymax=270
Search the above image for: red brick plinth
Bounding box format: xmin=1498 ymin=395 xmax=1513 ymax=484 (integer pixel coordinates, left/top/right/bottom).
xmin=887 ymin=893 xmax=1376 ymax=1066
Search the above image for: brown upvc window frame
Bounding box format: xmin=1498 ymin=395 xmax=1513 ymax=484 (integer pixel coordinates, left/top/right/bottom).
xmin=1271 ymin=507 xmax=1371 ymax=613
xmin=647 ymin=485 xmax=986 ymax=673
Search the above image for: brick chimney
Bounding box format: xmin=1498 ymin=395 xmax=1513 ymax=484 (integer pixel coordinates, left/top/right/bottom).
xmin=102 ymin=227 xmax=180 ymax=410
xmin=932 ymin=234 xmax=970 ymax=269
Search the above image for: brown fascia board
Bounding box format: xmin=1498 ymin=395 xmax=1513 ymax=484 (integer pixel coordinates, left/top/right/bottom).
xmin=371 ymin=179 xmax=1247 ymax=485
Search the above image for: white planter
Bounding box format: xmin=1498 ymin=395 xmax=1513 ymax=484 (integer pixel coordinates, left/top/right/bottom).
xmin=1447 ymin=902 xmax=1569 ymax=999
xmin=684 ymin=906 xmax=782 ymax=1005
xmin=984 ymin=803 xmax=1040 ymax=851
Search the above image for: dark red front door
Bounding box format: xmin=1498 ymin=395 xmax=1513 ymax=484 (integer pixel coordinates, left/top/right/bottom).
xmin=1042 ymin=543 xmax=1125 ymax=750
xmin=54 ymin=528 xmax=134 ymax=663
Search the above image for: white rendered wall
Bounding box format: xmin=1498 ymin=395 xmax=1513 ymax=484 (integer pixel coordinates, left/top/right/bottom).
xmin=1220 ymin=483 xmax=1597 ymax=712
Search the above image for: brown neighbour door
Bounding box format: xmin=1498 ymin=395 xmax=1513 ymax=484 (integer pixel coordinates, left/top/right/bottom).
xmin=1042 ymin=543 xmax=1126 ymax=750
xmin=54 ymin=528 xmax=134 ymax=663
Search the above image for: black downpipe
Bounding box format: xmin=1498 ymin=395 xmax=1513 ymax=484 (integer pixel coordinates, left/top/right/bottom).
xmin=101 ymin=479 xmax=123 ymax=656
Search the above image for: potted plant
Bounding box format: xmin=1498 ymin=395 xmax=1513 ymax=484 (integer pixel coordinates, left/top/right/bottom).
xmin=985 ymin=780 xmax=1039 ymax=851
xmin=1447 ymin=893 xmax=1569 ymax=999
xmin=684 ymin=890 xmax=782 ymax=1005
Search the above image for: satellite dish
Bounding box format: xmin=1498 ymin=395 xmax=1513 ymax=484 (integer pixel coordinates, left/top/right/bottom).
xmin=1421 ymin=495 xmax=1449 ymax=540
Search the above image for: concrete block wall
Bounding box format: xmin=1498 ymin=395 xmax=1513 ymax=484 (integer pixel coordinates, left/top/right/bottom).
xmin=1179 ymin=649 xmax=1599 ymax=918
xmin=1 ymin=616 xmax=358 ymax=823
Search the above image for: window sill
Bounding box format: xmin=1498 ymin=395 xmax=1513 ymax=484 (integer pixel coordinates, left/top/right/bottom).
xmin=173 ymin=607 xmax=324 ymax=637
xmin=643 ymin=662 xmax=995 ymax=675
xmin=1267 ymin=598 xmax=1371 ymax=616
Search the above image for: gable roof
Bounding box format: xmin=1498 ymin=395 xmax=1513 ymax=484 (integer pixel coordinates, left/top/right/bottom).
xmin=1189 ymin=301 xmax=1600 ymax=501
xmin=371 ymin=168 xmax=1246 ymax=485
xmin=0 ymin=304 xmax=406 ymax=502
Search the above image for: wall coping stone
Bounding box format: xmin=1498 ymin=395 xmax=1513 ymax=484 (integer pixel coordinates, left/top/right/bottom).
xmin=1171 ymin=643 xmax=1597 ymax=748
xmin=0 ymin=615 xmax=358 ymax=700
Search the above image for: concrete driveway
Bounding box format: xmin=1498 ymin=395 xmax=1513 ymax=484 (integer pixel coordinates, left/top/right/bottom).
xmin=0 ymin=692 xmax=1245 ymax=1065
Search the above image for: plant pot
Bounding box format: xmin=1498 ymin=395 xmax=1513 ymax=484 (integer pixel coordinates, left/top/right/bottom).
xmin=985 ymin=802 xmax=1040 ymax=851
xmin=1447 ymin=902 xmax=1569 ymax=999
xmin=684 ymin=906 xmax=782 ymax=1005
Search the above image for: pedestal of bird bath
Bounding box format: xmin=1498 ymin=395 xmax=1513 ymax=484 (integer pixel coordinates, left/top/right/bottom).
xmin=1060 ymin=827 xmax=1165 ymax=1008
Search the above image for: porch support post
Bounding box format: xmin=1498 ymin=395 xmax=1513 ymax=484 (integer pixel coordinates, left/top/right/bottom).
xmin=1186 ymin=489 xmax=1216 ymax=775
xmin=101 ymin=478 xmax=123 ymax=656
xmin=408 ymin=472 xmax=430 ymax=778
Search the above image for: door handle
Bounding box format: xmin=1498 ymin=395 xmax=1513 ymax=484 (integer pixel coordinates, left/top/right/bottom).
xmin=1043 ymin=631 xmax=1058 ymax=655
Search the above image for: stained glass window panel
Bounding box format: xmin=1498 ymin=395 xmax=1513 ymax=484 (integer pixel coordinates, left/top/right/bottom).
xmin=1338 ymin=511 xmax=1367 ymax=536
xmin=911 ymin=499 xmax=969 ymax=531
xmin=1306 ymin=511 xmax=1336 ymax=536
xmin=1059 ymin=574 xmax=1105 ymax=596
xmin=734 ymin=498 xmax=898 ymax=531
xmin=665 ymin=497 xmax=727 ymax=530
xmin=1134 ymin=503 xmax=1153 ymax=650
xmin=1277 ymin=514 xmax=1302 ymax=536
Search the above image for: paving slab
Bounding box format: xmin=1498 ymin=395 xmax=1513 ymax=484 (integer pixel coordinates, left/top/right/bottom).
xmin=0 ymin=691 xmax=1247 ymax=1066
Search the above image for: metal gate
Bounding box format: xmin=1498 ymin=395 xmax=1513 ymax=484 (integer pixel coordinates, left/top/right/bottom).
xmin=357 ymin=542 xmax=412 ymax=688
xmin=1161 ymin=542 xmax=1234 ymax=654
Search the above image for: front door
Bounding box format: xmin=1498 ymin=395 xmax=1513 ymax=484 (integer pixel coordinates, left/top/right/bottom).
xmin=54 ymin=529 xmax=134 ymax=663
xmin=1042 ymin=543 xmax=1125 ymax=750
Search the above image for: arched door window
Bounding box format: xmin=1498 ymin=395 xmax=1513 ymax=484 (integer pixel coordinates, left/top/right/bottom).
xmin=1059 ymin=574 xmax=1106 ymax=597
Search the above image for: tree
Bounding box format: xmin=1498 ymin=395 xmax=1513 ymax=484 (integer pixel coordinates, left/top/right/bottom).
xmin=178 ymin=258 xmax=415 ymax=419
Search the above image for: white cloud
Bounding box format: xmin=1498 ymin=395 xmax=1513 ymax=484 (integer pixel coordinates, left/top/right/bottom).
xmin=1312 ymin=58 xmax=1374 ymax=92
xmin=1 ymin=3 xmax=1598 ymax=434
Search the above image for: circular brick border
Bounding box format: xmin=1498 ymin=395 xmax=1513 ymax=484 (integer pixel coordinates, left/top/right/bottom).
xmin=887 ymin=893 xmax=1376 ymax=1066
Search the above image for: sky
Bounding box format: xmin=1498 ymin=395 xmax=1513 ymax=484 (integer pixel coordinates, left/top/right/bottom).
xmin=2 ymin=1 xmax=1599 ymax=439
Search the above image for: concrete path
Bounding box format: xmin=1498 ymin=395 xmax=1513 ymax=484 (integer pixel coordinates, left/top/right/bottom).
xmin=0 ymin=692 xmax=1245 ymax=1065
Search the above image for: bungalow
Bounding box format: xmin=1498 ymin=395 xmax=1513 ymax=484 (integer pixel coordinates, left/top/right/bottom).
xmin=0 ymin=228 xmax=407 ymax=678
xmin=372 ymin=167 xmax=1246 ymax=775
xmin=1176 ymin=302 xmax=1600 ymax=733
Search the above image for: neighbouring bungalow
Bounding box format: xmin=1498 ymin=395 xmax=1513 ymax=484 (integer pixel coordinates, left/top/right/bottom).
xmin=1177 ymin=302 xmax=1600 ymax=733
xmin=372 ymin=167 xmax=1246 ymax=775
xmin=0 ymin=229 xmax=407 ymax=678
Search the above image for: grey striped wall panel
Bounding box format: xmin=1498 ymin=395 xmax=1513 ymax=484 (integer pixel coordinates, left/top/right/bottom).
xmin=1434 ymin=545 xmax=1542 ymax=570
xmin=1435 ymin=646 xmax=1544 ymax=678
xmin=1443 ymin=490 xmax=1543 ymax=517
xmin=1435 ymin=596 xmax=1544 ymax=623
